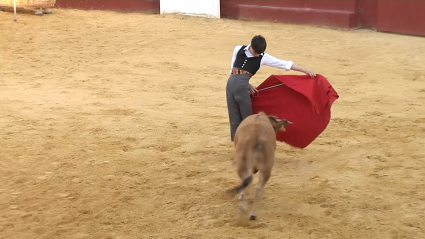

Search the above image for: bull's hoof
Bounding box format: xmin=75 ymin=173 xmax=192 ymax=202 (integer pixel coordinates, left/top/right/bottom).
xmin=43 ymin=8 xmax=52 ymax=14
xmin=249 ymin=215 xmax=257 ymax=221
xmin=35 ymin=10 xmax=43 ymax=16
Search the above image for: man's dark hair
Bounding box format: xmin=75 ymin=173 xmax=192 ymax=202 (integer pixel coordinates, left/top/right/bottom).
xmin=251 ymin=35 xmax=267 ymax=54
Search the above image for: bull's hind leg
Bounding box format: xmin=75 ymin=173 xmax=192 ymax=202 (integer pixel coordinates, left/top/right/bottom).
xmin=43 ymin=8 xmax=52 ymax=14
xmin=249 ymin=169 xmax=271 ymax=220
xmin=238 ymin=188 xmax=248 ymax=215
xmin=237 ymin=174 xmax=250 ymax=215
xmin=236 ymin=163 xmax=251 ymax=215
xmin=35 ymin=8 xmax=43 ymax=16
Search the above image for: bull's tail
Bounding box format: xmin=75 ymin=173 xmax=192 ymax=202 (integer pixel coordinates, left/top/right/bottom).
xmin=227 ymin=175 xmax=253 ymax=196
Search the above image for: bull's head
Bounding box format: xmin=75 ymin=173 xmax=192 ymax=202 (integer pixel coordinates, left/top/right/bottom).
xmin=267 ymin=116 xmax=293 ymax=134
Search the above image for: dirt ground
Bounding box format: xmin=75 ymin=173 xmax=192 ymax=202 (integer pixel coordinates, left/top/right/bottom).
xmin=1 ymin=8 xmax=424 ymax=239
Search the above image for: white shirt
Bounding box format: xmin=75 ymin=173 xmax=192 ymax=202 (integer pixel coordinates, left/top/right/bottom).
xmin=230 ymin=44 xmax=294 ymax=73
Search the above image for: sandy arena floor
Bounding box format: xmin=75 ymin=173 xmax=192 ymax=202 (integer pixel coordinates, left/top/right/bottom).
xmin=0 ymin=8 xmax=424 ymax=239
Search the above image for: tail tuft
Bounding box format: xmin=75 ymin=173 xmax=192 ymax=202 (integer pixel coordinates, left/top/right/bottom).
xmin=227 ymin=175 xmax=253 ymax=195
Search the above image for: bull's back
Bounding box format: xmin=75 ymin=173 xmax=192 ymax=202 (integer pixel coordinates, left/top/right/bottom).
xmin=234 ymin=113 xmax=276 ymax=149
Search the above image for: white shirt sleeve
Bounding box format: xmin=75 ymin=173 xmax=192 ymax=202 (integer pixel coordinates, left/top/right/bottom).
xmin=260 ymin=53 xmax=293 ymax=71
xmin=230 ymin=45 xmax=243 ymax=73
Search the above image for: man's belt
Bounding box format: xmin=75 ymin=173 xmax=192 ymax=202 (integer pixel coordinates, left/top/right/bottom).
xmin=231 ymin=68 xmax=253 ymax=76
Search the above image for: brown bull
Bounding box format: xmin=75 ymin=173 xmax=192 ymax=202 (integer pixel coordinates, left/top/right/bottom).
xmin=228 ymin=112 xmax=292 ymax=220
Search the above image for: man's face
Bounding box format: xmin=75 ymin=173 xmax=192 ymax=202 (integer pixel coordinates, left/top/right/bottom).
xmin=249 ymin=46 xmax=262 ymax=57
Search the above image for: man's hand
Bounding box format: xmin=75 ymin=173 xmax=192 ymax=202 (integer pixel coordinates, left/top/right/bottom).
xmin=249 ymin=84 xmax=258 ymax=95
xmin=304 ymin=69 xmax=316 ymax=78
xmin=291 ymin=64 xmax=316 ymax=78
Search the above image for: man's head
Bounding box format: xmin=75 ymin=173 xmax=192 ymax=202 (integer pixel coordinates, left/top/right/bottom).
xmin=250 ymin=35 xmax=267 ymax=56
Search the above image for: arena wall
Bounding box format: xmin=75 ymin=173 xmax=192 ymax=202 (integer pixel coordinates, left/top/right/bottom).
xmin=160 ymin=0 xmax=220 ymax=18
xmin=376 ymin=1 xmax=425 ymax=37
xmin=220 ymin=0 xmax=361 ymax=29
xmin=52 ymin=0 xmax=425 ymax=37
xmin=54 ymin=0 xmax=160 ymax=13
xmin=220 ymin=0 xmax=425 ymax=36
xmin=359 ymin=0 xmax=377 ymax=30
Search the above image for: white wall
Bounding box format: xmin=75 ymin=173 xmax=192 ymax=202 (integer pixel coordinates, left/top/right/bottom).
xmin=160 ymin=0 xmax=220 ymax=18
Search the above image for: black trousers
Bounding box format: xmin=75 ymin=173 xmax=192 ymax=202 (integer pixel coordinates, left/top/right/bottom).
xmin=226 ymin=73 xmax=252 ymax=141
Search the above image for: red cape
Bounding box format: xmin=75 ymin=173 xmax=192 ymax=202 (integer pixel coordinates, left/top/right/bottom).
xmin=251 ymin=74 xmax=339 ymax=148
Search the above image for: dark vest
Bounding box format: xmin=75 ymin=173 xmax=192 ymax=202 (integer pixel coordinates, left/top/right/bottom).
xmin=232 ymin=45 xmax=263 ymax=76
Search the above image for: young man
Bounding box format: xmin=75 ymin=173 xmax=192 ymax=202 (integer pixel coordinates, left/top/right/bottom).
xmin=226 ymin=35 xmax=316 ymax=141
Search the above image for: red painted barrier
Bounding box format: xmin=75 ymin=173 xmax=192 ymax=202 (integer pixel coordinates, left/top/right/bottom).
xmin=377 ymin=0 xmax=425 ymax=36
xmin=52 ymin=0 xmax=425 ymax=37
xmin=220 ymin=0 xmax=360 ymax=29
xmin=223 ymin=0 xmax=357 ymax=11
xmin=55 ymin=0 xmax=160 ymax=13
xmin=359 ymin=0 xmax=377 ymax=29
